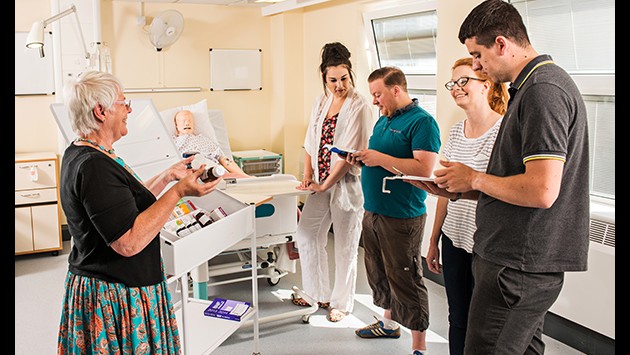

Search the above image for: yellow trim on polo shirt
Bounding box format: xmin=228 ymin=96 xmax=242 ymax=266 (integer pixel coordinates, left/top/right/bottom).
xmin=516 ymin=60 xmax=554 ymax=90
xmin=523 ymin=155 xmax=566 ymax=164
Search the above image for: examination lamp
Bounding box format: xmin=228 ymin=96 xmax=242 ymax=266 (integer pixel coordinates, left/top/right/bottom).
xmin=25 ymin=4 xmax=89 ymax=59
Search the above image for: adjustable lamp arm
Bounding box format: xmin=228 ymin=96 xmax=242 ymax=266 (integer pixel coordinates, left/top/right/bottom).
xmin=25 ymin=4 xmax=90 ymax=59
xmin=42 ymin=5 xmax=79 ymax=26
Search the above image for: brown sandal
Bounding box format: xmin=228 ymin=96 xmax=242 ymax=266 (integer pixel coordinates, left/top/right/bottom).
xmin=317 ymin=302 xmax=330 ymax=309
xmin=291 ymin=293 xmax=312 ymax=307
xmin=290 ymin=293 xmax=330 ymax=309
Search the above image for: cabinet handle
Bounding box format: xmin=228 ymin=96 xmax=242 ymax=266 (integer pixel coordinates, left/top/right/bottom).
xmin=18 ymin=163 xmax=51 ymax=169
xmin=20 ymin=193 xmax=41 ymax=198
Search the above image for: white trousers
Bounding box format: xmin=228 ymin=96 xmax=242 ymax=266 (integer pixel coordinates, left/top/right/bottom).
xmin=295 ymin=187 xmax=363 ymax=313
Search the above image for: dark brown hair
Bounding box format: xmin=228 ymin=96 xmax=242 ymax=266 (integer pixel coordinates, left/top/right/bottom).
xmin=458 ymin=0 xmax=531 ymax=48
xmin=319 ymin=42 xmax=355 ymax=93
xmin=367 ymin=66 xmax=407 ymax=92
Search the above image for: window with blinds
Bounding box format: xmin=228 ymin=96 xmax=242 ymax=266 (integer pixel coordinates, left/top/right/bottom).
xmin=363 ymin=1 xmax=438 ymax=117
xmin=511 ymin=0 xmax=614 ymax=74
xmin=363 ymin=0 xmax=613 ymax=201
xmin=409 ymin=89 xmax=437 ymax=118
xmin=511 ymin=0 xmax=615 ymax=200
xmin=371 ymin=11 xmax=437 ymax=75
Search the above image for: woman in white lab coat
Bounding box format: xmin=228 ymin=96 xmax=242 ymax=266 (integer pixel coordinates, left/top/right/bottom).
xmin=292 ymin=42 xmax=373 ymax=322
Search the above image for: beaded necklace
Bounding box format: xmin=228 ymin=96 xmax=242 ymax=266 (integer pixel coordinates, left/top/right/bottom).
xmin=75 ymin=138 xmax=142 ymax=181
xmin=75 ymin=138 xmax=115 ymax=154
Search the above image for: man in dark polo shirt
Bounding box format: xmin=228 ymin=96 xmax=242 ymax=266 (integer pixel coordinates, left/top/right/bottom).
xmin=415 ymin=0 xmax=589 ymax=353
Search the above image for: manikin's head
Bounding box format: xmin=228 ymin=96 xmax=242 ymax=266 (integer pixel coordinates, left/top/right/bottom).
xmin=174 ymin=110 xmax=196 ymax=135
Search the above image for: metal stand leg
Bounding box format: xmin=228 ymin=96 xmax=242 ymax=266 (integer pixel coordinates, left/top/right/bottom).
xmin=180 ymin=274 xmax=190 ymax=355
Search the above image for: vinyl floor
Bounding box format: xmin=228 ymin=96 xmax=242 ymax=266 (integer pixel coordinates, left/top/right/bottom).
xmin=15 ymin=235 xmax=586 ymax=355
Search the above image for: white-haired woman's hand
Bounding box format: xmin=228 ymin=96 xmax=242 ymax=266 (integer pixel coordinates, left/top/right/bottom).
xmin=173 ymin=164 xmax=223 ymax=198
xmin=168 ymin=156 xmax=195 ymax=181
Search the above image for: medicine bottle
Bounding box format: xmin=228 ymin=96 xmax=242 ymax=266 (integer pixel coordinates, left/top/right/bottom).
xmin=191 ymin=154 xmax=226 ymax=182
xmin=194 ymin=210 xmax=213 ymax=228
xmin=187 ymin=221 xmax=202 ymax=232
xmin=200 ymin=164 xmax=226 ymax=182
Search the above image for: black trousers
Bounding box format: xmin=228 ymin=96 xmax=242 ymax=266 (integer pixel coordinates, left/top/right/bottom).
xmin=441 ymin=234 xmax=474 ymax=355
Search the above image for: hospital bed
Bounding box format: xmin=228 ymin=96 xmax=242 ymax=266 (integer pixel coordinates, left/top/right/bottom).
xmin=51 ymin=98 xmax=319 ymax=325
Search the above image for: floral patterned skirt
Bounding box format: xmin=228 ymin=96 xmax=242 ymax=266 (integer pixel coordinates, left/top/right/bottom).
xmin=57 ymin=271 xmax=181 ymax=355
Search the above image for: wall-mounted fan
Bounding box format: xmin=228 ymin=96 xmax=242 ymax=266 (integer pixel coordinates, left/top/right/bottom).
xmin=148 ymin=10 xmax=184 ymax=51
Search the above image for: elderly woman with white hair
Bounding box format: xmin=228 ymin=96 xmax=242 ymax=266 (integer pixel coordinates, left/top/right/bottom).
xmin=57 ymin=70 xmax=221 ymax=354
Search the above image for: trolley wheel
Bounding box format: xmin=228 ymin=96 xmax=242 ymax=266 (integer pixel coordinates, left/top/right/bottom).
xmin=301 ymin=314 xmax=310 ymax=323
xmin=267 ymin=269 xmax=282 ymax=286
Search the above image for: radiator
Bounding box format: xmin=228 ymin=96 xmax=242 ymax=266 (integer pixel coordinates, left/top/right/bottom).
xmin=549 ymin=202 xmax=615 ymax=339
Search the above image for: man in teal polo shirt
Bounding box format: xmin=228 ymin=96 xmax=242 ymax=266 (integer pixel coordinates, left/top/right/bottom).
xmin=351 ymin=66 xmax=441 ymax=355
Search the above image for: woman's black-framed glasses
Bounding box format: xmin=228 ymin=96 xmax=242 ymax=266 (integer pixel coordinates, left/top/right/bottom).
xmin=444 ymin=76 xmax=485 ymax=91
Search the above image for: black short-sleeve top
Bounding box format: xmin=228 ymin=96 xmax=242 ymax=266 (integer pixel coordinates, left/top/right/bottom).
xmin=60 ymin=144 xmax=163 ymax=287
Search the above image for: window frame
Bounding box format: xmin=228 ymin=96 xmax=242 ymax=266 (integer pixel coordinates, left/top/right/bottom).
xmin=362 ymin=0 xmax=613 ymax=205
xmin=362 ymin=0 xmax=438 ymax=90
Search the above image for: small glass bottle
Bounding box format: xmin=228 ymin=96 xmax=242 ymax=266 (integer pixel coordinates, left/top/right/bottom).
xmin=194 ymin=210 xmax=213 ymax=228
xmin=191 ymin=154 xmax=226 ymax=182
xmin=200 ymin=165 xmax=227 ymax=182
xmin=176 ymin=225 xmax=192 ymax=237
xmin=187 ymin=220 xmax=202 ymax=232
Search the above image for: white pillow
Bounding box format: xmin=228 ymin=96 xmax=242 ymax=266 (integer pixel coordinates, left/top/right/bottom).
xmin=208 ymin=109 xmax=233 ymax=160
xmin=160 ymin=99 xmax=217 ymax=143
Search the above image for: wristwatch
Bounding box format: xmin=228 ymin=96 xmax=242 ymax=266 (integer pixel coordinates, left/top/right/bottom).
xmin=450 ymin=192 xmax=462 ymax=202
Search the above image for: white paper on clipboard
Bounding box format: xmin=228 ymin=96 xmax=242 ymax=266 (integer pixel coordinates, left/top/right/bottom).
xmin=390 ymin=175 xmax=435 ymax=182
xmin=382 ymin=173 xmax=435 ymax=194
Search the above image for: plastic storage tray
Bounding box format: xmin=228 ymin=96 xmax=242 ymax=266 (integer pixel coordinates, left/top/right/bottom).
xmin=232 ymin=150 xmax=282 ymax=177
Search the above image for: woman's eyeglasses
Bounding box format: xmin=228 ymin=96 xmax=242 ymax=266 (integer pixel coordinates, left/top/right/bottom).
xmin=114 ymin=99 xmax=132 ymax=109
xmin=444 ymin=76 xmax=485 ymax=91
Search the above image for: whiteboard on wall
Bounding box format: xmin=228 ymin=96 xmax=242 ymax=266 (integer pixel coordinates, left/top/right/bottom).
xmin=15 ymin=31 xmax=55 ymax=95
xmin=209 ymin=48 xmax=262 ymax=91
